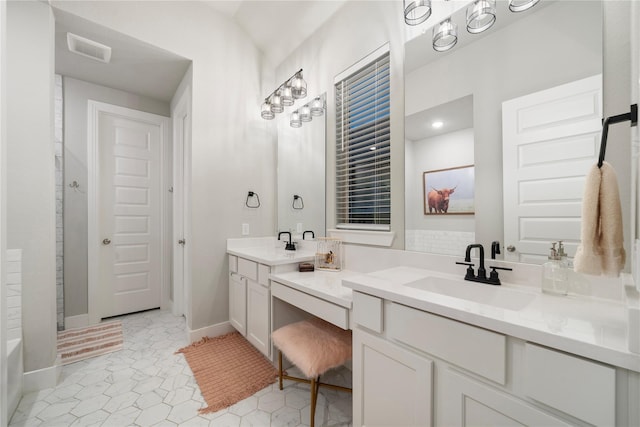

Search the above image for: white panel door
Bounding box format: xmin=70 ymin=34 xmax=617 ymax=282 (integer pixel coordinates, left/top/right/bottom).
xmin=502 ymin=75 xmax=602 ymax=263
xmin=99 ymin=111 xmax=163 ymax=318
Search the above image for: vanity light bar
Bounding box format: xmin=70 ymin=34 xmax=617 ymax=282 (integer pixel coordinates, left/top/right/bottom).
xmin=403 ymin=0 xmax=539 ymax=52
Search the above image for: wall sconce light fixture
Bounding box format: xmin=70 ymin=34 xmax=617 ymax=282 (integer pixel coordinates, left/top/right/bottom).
xmin=261 ymin=69 xmax=307 ymax=120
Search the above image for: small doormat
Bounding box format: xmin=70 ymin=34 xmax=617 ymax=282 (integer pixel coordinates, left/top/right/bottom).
xmin=176 ymin=331 xmax=279 ymax=414
xmin=57 ymin=320 xmax=123 ymax=365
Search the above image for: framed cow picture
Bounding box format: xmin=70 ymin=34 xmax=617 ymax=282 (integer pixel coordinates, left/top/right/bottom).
xmin=423 ymin=165 xmax=475 ymax=215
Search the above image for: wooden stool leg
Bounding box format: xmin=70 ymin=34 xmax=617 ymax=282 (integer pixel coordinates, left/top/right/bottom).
xmin=310 ymin=377 xmax=317 ymax=427
xmin=278 ymin=351 xmax=284 ymax=390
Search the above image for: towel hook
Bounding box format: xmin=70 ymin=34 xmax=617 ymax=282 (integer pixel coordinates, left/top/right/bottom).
xmin=292 ymin=195 xmax=304 ymax=210
xmin=598 ymin=104 xmax=638 ymax=168
xmin=246 ymin=191 xmax=260 ymax=208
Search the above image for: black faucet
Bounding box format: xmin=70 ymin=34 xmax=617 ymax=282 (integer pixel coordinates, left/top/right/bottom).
xmin=302 ymin=230 xmax=315 ymax=240
xmin=278 ymin=231 xmax=296 ymax=251
xmin=456 ymin=243 xmax=512 ymax=285
xmin=491 ymin=241 xmax=501 ymax=259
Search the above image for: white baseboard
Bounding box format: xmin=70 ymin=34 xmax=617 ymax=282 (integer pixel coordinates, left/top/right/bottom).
xmin=65 ymin=314 xmax=89 ymax=330
xmin=23 ymin=355 xmax=61 ymax=393
xmin=188 ymin=320 xmax=234 ymax=343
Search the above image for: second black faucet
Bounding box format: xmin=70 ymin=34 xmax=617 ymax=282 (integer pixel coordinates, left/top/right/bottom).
xmin=278 ymin=231 xmax=296 ymax=251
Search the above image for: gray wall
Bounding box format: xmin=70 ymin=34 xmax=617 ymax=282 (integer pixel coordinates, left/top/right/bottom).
xmin=52 ymin=0 xmax=274 ymax=333
xmin=62 ymin=76 xmax=169 ymax=319
xmin=6 ymin=0 xmax=57 ymax=372
xmin=274 ymin=0 xmax=406 ymax=248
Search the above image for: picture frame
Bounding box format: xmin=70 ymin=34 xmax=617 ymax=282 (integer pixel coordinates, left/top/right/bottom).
xmin=423 ymin=165 xmax=475 ymax=215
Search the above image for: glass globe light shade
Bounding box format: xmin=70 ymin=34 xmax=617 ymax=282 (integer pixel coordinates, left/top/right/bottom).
xmin=261 ymin=101 xmax=274 ymax=120
xmin=310 ymin=97 xmax=325 ymax=116
xmin=299 ymin=105 xmax=312 ymax=122
xmin=290 ymin=74 xmax=307 ymax=99
xmin=281 ymin=85 xmax=294 ymax=106
xmin=270 ymin=91 xmax=284 ymax=114
xmin=290 ymin=111 xmax=302 ymax=128
xmin=432 ymin=19 xmax=458 ymax=52
xmin=466 ymin=0 xmax=496 ymax=34
xmin=508 ymin=0 xmax=540 ymax=12
xmin=404 ymin=0 xmax=431 ymax=26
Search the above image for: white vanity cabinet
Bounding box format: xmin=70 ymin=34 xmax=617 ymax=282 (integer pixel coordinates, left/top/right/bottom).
xmin=351 ymin=291 xmax=636 ymax=427
xmin=228 ymin=255 xmax=271 ymax=357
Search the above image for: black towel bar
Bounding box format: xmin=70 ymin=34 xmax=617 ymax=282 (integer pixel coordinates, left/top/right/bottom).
xmin=597 ymin=104 xmax=638 ymax=168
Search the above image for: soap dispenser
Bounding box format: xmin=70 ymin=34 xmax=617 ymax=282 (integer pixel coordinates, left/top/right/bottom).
xmin=541 ymin=242 xmax=568 ymax=296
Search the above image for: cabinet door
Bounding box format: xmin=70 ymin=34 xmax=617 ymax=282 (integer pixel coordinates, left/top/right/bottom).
xmin=353 ymin=328 xmax=433 ymax=427
xmin=229 ymin=273 xmax=246 ymax=336
xmin=247 ymin=279 xmax=270 ymax=358
xmin=439 ymin=370 xmax=572 ymax=427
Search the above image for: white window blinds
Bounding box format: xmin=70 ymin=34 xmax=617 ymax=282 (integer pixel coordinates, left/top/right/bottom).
xmin=335 ymin=49 xmax=391 ymax=230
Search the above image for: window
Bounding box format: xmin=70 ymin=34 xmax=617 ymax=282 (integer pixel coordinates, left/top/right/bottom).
xmin=335 ymin=46 xmax=391 ymax=230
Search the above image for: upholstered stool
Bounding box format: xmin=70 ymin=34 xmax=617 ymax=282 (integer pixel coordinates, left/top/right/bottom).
xmin=271 ymin=317 xmax=352 ymax=427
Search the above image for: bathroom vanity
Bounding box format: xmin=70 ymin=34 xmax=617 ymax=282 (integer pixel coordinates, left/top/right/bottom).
xmin=344 ymin=266 xmax=640 ymax=427
xmin=227 ymin=237 xmax=315 ymax=358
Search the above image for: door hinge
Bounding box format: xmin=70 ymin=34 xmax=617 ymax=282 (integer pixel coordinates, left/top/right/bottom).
xmin=178 ymin=239 xmax=186 ymax=246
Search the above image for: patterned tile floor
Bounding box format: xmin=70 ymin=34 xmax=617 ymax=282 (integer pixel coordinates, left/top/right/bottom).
xmin=9 ymin=309 xmax=353 ymax=426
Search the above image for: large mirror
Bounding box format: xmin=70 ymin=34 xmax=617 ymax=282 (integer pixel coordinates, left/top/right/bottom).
xmin=277 ymin=93 xmax=327 ymax=238
xmin=405 ymin=0 xmax=603 ymax=263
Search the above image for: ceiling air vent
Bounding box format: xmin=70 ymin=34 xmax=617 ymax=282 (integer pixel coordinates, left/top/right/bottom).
xmin=66 ymin=33 xmax=112 ymax=63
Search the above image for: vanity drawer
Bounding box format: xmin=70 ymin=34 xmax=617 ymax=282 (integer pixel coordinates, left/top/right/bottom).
xmin=353 ymin=291 xmax=383 ymax=333
xmin=387 ymin=303 xmax=506 ymax=384
xmin=228 ymin=255 xmax=238 ymax=273
xmin=237 ymin=258 xmax=258 ymax=281
xmin=524 ymin=343 xmax=615 ymax=426
xmin=271 ymin=281 xmax=349 ymax=329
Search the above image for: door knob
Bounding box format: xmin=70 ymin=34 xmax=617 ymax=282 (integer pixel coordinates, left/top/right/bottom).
xmin=178 ymin=239 xmax=186 ymax=246
xmin=102 ymin=238 xmax=111 ymax=245
xmin=506 ymin=245 xmax=516 ymax=252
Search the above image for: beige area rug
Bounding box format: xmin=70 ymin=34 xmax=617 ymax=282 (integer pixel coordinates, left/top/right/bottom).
xmin=176 ymin=331 xmax=279 ymax=414
xmin=57 ymin=320 xmax=124 ymax=365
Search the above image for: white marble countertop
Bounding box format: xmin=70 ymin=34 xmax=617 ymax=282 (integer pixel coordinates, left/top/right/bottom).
xmin=343 ymin=266 xmax=640 ymax=373
xmin=269 ymin=269 xmax=360 ymax=308
xmin=227 ymin=246 xmax=315 ymax=266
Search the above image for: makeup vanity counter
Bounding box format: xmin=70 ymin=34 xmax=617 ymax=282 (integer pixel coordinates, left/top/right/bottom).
xmin=343 ymin=266 xmax=640 ymax=427
xmin=269 ymin=269 xmax=359 ymax=330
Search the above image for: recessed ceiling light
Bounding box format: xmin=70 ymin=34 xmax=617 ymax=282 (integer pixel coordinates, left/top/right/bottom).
xmin=370 ymin=146 xmax=377 ymax=150
xmin=432 ymin=121 xmax=444 ymax=129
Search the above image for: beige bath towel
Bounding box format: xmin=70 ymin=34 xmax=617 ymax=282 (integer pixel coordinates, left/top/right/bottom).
xmin=574 ymin=161 xmax=625 ymax=277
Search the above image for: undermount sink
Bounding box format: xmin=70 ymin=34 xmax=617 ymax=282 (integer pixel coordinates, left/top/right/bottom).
xmin=404 ymin=276 xmax=536 ymax=311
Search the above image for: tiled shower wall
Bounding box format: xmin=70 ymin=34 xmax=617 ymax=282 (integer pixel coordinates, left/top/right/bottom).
xmin=55 ymin=74 xmax=64 ymax=331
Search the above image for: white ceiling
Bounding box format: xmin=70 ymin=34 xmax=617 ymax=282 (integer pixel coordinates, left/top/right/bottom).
xmin=405 ymin=95 xmax=473 ymax=142
xmin=202 ymin=1 xmax=346 ymax=67
xmin=54 ymin=8 xmax=192 ymax=103
xmin=53 ymin=1 xmax=346 ymax=103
